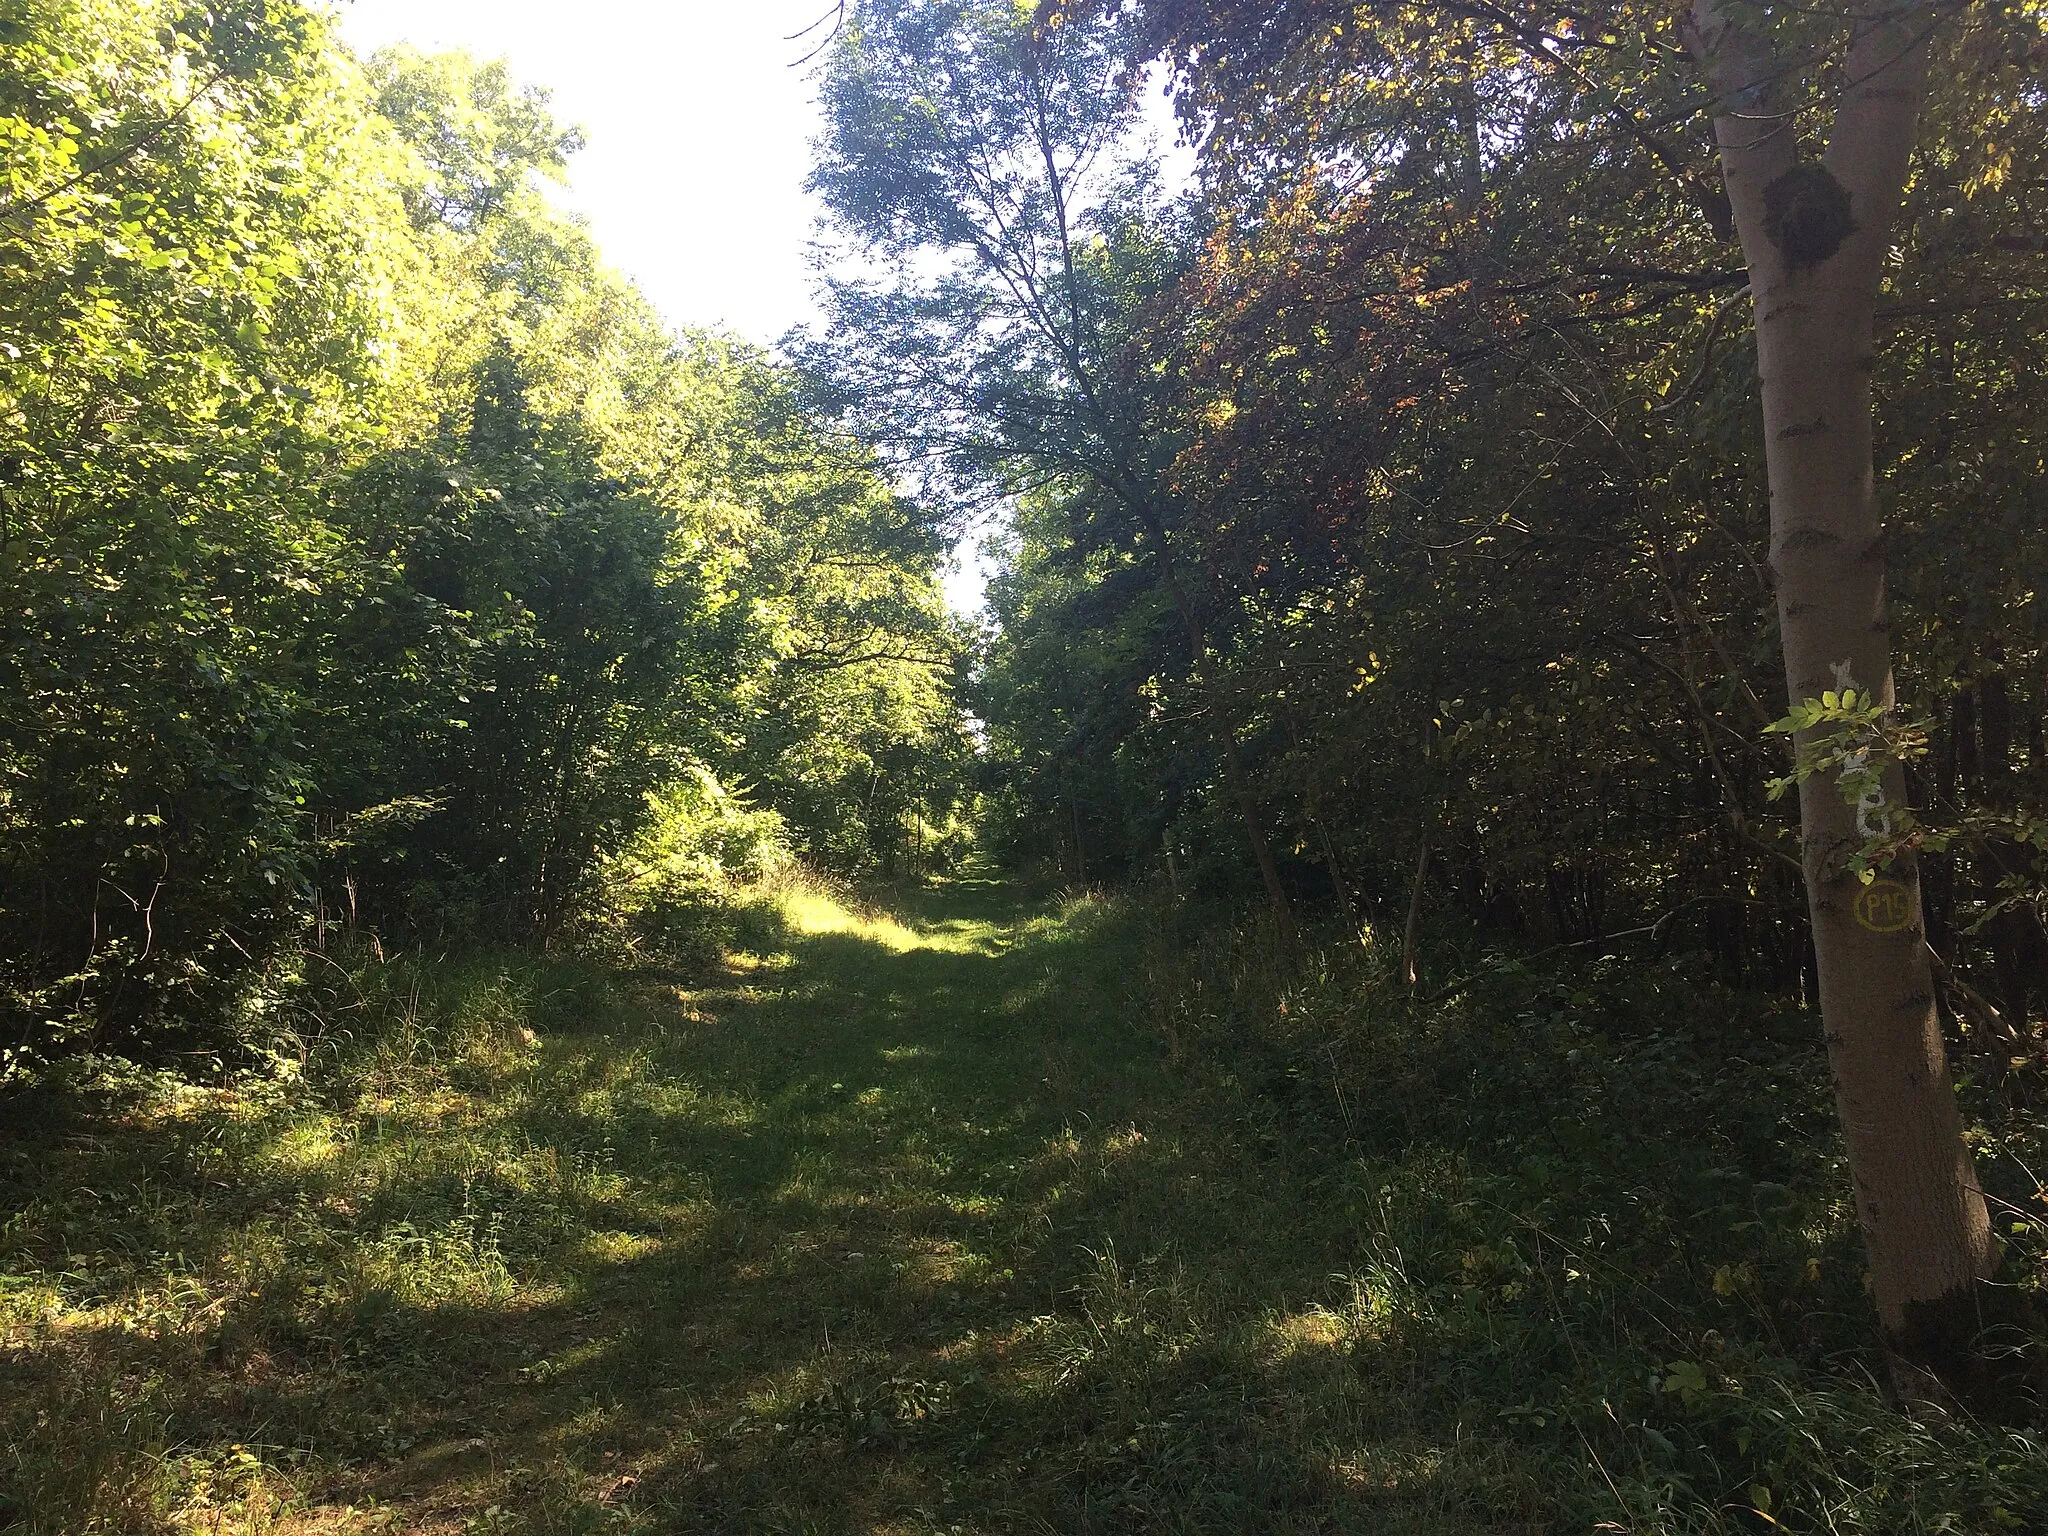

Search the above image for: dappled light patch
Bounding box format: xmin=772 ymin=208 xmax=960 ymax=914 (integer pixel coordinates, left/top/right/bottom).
xmin=576 ymin=1230 xmax=664 ymax=1266
xmin=777 ymin=887 xmax=923 ymax=954
xmin=716 ymin=948 xmax=793 ymax=977
xmin=1265 ymin=1304 xmax=1351 ymax=1360
xmin=1320 ymin=1443 xmax=1470 ymax=1507
xmin=6 ymin=878 xmax=2043 ymax=1532
xmin=266 ymin=1116 xmax=350 ymax=1173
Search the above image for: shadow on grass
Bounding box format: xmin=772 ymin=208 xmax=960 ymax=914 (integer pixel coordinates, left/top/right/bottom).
xmin=14 ymin=878 xmax=2028 ymax=1535
xmin=1 ymin=880 xmax=1525 ymax=1534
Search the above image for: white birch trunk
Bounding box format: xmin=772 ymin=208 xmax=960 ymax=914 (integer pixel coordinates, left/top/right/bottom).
xmin=1684 ymin=0 xmax=2000 ymax=1394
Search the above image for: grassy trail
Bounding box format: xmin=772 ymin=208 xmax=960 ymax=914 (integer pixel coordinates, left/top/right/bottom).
xmin=5 ymin=878 xmax=1478 ymax=1534
xmin=12 ymin=877 xmax=2047 ymax=1533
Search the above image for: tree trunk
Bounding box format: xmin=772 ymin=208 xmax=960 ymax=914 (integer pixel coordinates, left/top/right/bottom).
xmin=1284 ymin=707 xmax=1359 ymax=935
xmin=1977 ymin=669 xmax=2046 ymax=1035
xmin=1145 ymin=518 xmax=1300 ymax=951
xmin=1314 ymin=814 xmax=1357 ymax=935
xmin=1401 ymin=828 xmax=1430 ymax=993
xmin=1218 ymin=731 xmax=1299 ymax=951
xmin=1071 ymin=788 xmax=1086 ymax=887
xmin=1685 ymin=0 xmax=1999 ymax=1397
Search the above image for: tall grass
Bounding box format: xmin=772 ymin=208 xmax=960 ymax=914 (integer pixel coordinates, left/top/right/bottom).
xmin=1132 ymin=890 xmax=2048 ymax=1532
xmin=3 ymin=876 xmax=2043 ymax=1533
xmin=0 ymin=939 xmax=634 ymax=1534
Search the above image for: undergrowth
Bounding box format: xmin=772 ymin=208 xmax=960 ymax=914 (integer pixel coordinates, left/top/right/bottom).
xmin=2 ymin=875 xmax=2044 ymax=1534
xmin=1138 ymin=895 xmax=2048 ymax=1532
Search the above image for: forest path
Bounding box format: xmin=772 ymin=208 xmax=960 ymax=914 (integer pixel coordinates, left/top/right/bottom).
xmin=5 ymin=878 xmax=1476 ymax=1534
xmin=344 ymin=876 xmax=1404 ymax=1531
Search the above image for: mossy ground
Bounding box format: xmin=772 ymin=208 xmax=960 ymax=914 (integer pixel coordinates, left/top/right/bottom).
xmin=3 ymin=877 xmax=2043 ymax=1533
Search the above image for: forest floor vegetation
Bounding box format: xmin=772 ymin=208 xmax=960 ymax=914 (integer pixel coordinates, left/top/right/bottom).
xmin=2 ymin=875 xmax=2044 ymax=1534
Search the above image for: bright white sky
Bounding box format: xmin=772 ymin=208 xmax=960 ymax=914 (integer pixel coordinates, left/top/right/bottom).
xmin=335 ymin=0 xmax=839 ymax=344
xmin=330 ymin=0 xmax=1189 ymax=613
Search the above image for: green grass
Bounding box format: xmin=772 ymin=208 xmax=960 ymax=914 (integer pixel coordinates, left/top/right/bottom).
xmin=2 ymin=875 xmax=2044 ymax=1534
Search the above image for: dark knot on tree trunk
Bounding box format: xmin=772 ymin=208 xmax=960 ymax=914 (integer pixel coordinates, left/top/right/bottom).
xmin=1763 ymin=163 xmax=1858 ymax=269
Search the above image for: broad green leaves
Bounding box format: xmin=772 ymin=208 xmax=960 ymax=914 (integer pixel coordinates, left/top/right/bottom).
xmin=2 ymin=4 xmax=968 ymax=1070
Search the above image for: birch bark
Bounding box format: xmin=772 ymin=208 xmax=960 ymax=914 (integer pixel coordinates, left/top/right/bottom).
xmin=1684 ymin=0 xmax=2000 ymax=1394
